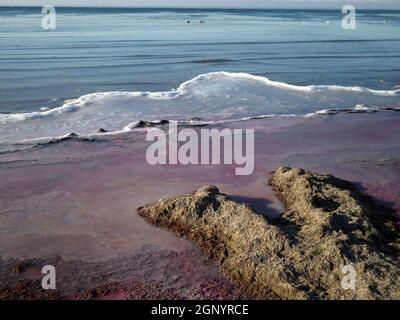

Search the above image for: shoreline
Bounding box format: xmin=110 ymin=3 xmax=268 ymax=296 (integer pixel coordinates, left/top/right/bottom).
xmin=1 ymin=112 xmax=400 ymax=299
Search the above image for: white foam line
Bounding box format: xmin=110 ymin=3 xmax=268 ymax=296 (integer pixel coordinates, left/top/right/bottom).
xmin=304 ymin=104 xmax=400 ymax=117
xmin=1 ymin=72 xmax=399 ymax=123
xmin=4 ymin=104 xmax=399 ymax=147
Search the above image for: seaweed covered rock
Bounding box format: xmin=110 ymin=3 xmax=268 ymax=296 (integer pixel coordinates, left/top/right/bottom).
xmin=137 ymin=168 xmax=400 ymax=299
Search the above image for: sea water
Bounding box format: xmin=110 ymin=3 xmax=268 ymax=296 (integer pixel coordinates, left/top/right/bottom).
xmin=0 ymin=7 xmax=399 ymax=143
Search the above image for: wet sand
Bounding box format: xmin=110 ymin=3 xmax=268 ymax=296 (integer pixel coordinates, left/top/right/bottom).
xmin=0 ymin=112 xmax=399 ymax=299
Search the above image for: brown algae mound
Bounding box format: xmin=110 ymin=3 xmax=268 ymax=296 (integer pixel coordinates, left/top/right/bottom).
xmin=137 ymin=167 xmax=400 ymax=299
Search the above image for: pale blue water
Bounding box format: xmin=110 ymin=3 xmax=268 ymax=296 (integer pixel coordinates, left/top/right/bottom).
xmin=0 ymin=7 xmax=399 ymax=142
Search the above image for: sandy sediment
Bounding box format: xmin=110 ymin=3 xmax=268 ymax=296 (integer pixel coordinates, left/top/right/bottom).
xmin=138 ymin=167 xmax=400 ymax=299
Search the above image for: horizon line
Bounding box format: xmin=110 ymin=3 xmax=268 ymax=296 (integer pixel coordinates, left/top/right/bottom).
xmin=1 ymin=5 xmax=400 ymax=10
